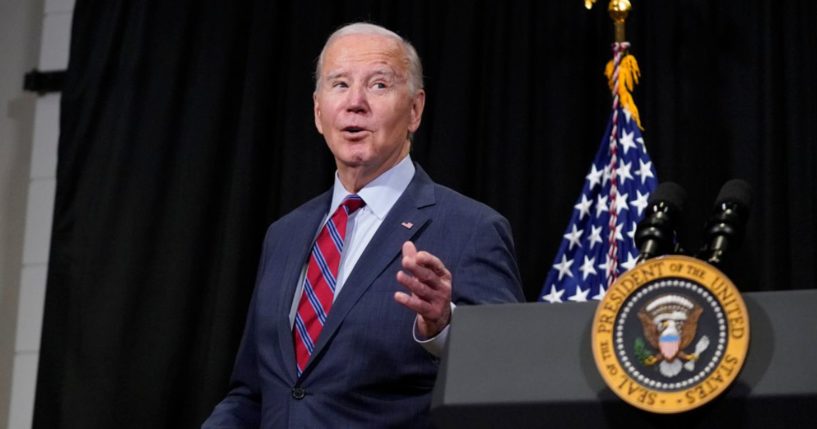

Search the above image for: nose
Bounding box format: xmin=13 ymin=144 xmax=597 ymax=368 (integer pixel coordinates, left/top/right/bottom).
xmin=345 ymin=84 xmax=369 ymax=114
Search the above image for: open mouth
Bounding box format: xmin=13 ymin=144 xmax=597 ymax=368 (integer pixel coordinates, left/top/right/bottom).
xmin=342 ymin=126 xmax=368 ymax=138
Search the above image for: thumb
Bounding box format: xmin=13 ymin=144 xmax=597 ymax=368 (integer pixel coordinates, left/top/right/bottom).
xmin=402 ymin=241 xmax=417 ymax=259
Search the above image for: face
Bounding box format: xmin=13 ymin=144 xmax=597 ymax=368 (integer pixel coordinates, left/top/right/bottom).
xmin=314 ymin=33 xmax=425 ymax=190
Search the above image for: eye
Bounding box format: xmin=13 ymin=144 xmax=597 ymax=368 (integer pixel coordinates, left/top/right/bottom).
xmin=331 ymin=81 xmax=348 ymax=89
xmin=370 ymin=80 xmax=391 ymax=90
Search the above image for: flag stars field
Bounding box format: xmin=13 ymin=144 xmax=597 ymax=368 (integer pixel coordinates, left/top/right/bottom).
xmin=539 ymin=52 xmax=658 ymax=303
xmin=539 ymin=42 xmax=658 ymax=303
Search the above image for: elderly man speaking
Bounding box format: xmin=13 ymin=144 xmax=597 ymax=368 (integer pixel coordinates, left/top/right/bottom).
xmin=204 ymin=22 xmax=524 ymax=428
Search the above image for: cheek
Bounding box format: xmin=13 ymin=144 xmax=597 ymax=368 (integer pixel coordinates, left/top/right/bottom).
xmin=317 ymin=97 xmax=340 ymax=121
xmin=377 ymin=105 xmax=407 ymax=127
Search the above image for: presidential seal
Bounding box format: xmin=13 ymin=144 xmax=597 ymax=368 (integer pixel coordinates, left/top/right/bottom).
xmin=591 ymin=255 xmax=750 ymax=413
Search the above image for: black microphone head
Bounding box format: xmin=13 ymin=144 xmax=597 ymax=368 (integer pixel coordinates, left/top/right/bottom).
xmin=715 ymin=179 xmax=753 ymax=212
xmin=703 ymin=179 xmax=753 ymax=265
xmin=648 ymin=181 xmax=688 ymax=213
xmin=636 ymin=182 xmax=688 ymax=260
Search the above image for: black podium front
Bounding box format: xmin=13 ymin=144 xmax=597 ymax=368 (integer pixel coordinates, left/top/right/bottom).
xmin=431 ymin=290 xmax=817 ymax=428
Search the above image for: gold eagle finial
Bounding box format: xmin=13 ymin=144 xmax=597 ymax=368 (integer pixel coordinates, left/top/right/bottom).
xmin=584 ymin=0 xmax=632 ymax=42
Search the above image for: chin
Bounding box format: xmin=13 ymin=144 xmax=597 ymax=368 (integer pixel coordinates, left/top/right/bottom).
xmin=336 ymin=145 xmax=372 ymax=161
xmin=336 ymin=153 xmax=370 ymax=168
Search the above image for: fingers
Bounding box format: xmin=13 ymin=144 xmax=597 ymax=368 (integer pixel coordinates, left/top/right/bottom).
xmin=395 ymin=268 xmax=448 ymax=307
xmin=393 ymin=286 xmax=432 ymax=315
xmin=400 ymin=242 xmax=451 ymax=289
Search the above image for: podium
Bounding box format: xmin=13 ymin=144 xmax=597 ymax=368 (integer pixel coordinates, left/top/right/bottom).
xmin=431 ymin=290 xmax=817 ymax=428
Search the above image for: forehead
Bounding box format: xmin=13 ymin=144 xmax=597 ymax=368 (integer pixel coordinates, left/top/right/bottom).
xmin=321 ymin=34 xmax=408 ymax=76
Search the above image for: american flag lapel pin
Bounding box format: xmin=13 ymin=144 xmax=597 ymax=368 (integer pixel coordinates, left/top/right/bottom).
xmin=401 ymin=221 xmax=414 ymax=229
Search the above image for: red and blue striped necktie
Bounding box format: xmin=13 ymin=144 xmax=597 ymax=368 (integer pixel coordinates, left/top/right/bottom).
xmin=293 ymin=194 xmax=365 ymax=376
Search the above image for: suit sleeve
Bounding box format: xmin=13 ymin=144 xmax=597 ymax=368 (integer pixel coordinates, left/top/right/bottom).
xmin=412 ymin=206 xmax=523 ymax=356
xmin=451 ymin=209 xmax=525 ymax=305
xmin=202 ymin=229 xmax=274 ymax=428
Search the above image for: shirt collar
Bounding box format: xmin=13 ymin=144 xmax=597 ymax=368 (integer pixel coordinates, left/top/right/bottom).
xmin=330 ymin=155 xmax=415 ymax=220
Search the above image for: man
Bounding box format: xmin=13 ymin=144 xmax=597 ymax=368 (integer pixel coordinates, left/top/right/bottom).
xmin=204 ymin=23 xmax=524 ymax=428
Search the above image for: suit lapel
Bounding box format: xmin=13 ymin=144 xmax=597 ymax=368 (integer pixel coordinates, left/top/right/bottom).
xmin=274 ymin=191 xmax=331 ymax=382
xmin=303 ymin=166 xmax=436 ymax=375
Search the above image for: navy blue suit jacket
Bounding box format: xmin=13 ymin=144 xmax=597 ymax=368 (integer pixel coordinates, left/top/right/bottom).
xmin=204 ymin=165 xmax=524 ymax=428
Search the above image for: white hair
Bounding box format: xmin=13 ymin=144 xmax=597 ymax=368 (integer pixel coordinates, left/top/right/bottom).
xmin=314 ymin=22 xmax=424 ymax=94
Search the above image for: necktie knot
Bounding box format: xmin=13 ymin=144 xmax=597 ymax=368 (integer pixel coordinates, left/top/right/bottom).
xmin=341 ymin=194 xmax=365 ymax=215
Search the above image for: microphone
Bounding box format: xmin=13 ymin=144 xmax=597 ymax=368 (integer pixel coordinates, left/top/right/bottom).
xmin=701 ymin=179 xmax=753 ymax=265
xmin=635 ymin=182 xmax=687 ymax=263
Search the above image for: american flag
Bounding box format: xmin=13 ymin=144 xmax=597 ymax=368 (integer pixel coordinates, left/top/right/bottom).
xmin=539 ymin=44 xmax=657 ymax=303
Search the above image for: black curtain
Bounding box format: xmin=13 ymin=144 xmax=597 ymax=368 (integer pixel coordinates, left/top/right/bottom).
xmin=35 ymin=0 xmax=816 ymax=427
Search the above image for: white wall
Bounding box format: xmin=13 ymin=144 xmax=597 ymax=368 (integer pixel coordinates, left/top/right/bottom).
xmin=1 ymin=0 xmax=74 ymax=428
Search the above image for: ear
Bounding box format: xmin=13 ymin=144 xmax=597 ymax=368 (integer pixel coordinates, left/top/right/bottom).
xmin=407 ymin=89 xmax=426 ymax=133
xmin=313 ymin=92 xmax=324 ymax=135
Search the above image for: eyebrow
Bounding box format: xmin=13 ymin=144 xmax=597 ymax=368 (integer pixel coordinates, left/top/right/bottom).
xmin=368 ymin=69 xmax=397 ymax=79
xmin=325 ymin=71 xmax=347 ymax=81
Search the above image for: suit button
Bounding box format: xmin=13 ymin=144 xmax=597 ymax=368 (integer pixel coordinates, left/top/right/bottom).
xmin=292 ymin=387 xmax=306 ymax=400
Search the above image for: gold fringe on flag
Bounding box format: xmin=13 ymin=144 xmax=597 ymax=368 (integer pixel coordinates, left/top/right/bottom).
xmin=604 ymin=54 xmax=643 ymax=130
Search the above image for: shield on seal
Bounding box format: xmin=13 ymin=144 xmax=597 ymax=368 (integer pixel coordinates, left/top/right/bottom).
xmin=659 ymin=329 xmax=680 ymax=360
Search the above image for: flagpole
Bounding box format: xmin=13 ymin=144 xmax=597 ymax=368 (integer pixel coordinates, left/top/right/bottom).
xmin=605 ymin=1 xmax=630 ymax=287
xmin=591 ymin=0 xmax=636 ymax=288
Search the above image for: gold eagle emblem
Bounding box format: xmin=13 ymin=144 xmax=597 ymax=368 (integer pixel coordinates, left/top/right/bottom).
xmin=636 ymin=294 xmax=710 ymax=377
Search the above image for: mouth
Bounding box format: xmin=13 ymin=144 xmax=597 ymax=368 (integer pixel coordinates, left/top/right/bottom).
xmin=341 ymin=126 xmax=369 ymax=139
